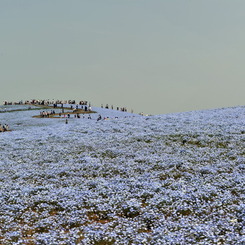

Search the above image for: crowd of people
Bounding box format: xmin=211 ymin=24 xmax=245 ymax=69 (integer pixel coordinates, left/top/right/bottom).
xmin=3 ymin=100 xmax=134 ymax=114
xmin=0 ymin=124 xmax=9 ymax=132
xmin=101 ymin=104 xmax=133 ymax=113
xmin=1 ymin=99 xmax=142 ymax=130
xmin=40 ymin=110 xmax=56 ymax=118
xmin=3 ymin=99 xmax=89 ymax=106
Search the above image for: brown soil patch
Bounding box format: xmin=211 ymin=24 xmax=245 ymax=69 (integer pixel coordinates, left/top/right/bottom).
xmin=32 ymin=105 xmax=96 ymax=118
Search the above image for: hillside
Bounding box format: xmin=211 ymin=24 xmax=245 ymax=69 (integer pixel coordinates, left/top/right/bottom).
xmin=0 ymin=104 xmax=244 ymax=244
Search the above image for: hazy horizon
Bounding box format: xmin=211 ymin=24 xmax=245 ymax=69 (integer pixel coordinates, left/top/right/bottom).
xmin=1 ymin=1 xmax=245 ymax=115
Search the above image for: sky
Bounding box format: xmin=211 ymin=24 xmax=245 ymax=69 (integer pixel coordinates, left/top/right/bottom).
xmin=0 ymin=0 xmax=245 ymax=115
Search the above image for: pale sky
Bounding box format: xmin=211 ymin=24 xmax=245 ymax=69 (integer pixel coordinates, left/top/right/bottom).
xmin=1 ymin=0 xmax=245 ymax=115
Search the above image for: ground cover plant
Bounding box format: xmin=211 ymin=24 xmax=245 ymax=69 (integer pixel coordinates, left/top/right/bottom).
xmin=0 ymin=104 xmax=244 ymax=244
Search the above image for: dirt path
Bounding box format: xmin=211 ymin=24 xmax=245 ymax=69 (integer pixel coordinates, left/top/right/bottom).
xmin=32 ymin=104 xmax=96 ymax=118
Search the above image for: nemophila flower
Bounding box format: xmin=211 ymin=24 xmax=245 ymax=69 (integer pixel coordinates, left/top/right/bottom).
xmin=0 ymin=105 xmax=245 ymax=243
